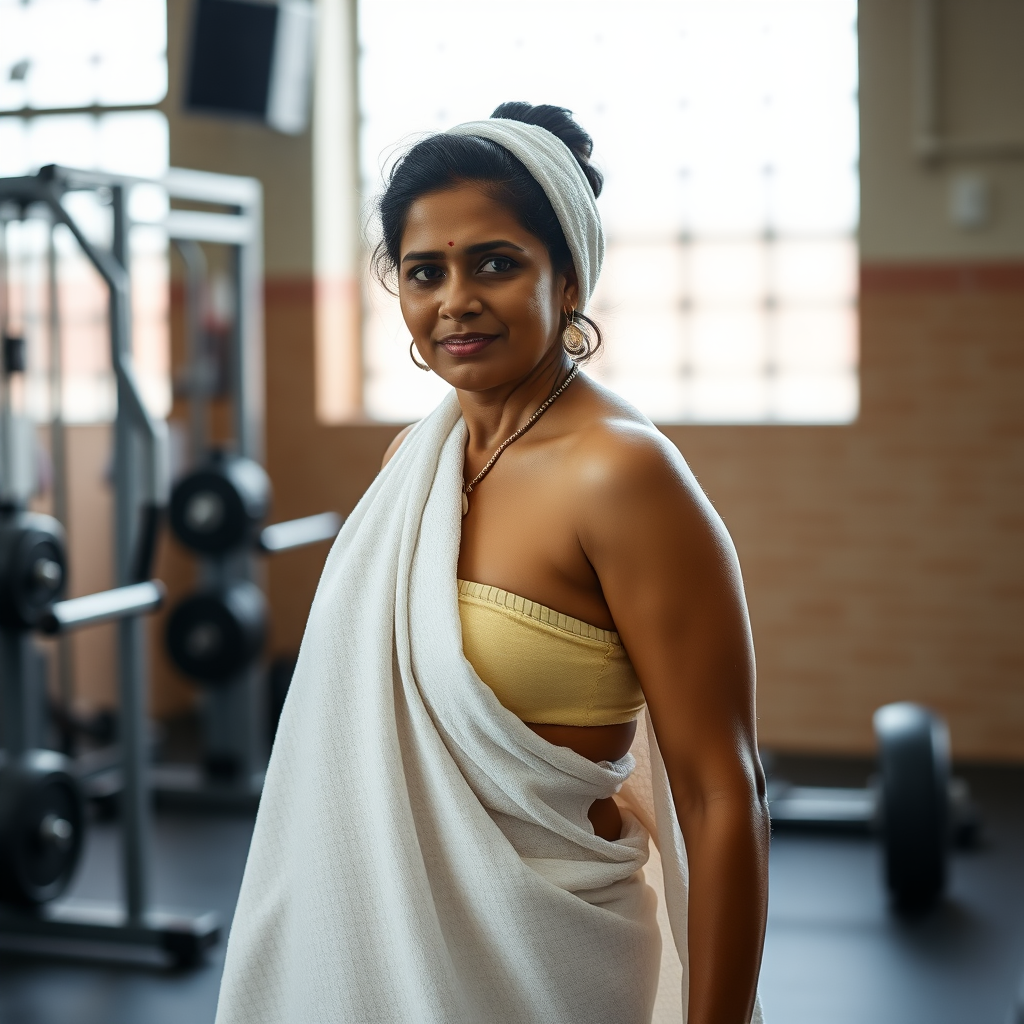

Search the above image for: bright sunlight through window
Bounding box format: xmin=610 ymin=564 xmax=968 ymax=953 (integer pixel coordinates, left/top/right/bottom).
xmin=0 ymin=0 xmax=170 ymax=424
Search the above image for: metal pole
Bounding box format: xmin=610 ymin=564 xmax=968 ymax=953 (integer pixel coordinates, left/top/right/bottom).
xmin=0 ymin=631 xmax=37 ymax=757
xmin=48 ymin=220 xmax=76 ymax=747
xmin=109 ymin=184 xmax=150 ymax=926
xmin=0 ymin=214 xmax=8 ymax=335
xmin=230 ymin=196 xmax=267 ymax=782
xmin=41 ymin=169 xmax=167 ymax=925
xmin=173 ymin=240 xmax=210 ymax=466
xmin=0 ymin=219 xmax=14 ymax=506
xmin=232 ymin=194 xmax=264 ymax=463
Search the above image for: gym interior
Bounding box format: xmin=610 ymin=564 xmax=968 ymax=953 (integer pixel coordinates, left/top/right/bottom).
xmin=0 ymin=1 xmax=1021 ymax=1021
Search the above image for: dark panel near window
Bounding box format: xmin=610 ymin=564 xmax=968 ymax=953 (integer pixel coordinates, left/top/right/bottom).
xmin=186 ymin=0 xmax=279 ymax=119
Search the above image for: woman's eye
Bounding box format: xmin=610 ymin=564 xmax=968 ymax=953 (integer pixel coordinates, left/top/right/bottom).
xmin=410 ymin=265 xmax=442 ymax=283
xmin=479 ymin=256 xmax=515 ymax=274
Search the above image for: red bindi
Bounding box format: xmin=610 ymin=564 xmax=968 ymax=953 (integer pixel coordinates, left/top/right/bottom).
xmin=447 ymin=240 xmax=454 ymax=246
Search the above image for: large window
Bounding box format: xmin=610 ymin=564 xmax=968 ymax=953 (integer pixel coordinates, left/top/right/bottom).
xmin=359 ymin=0 xmax=858 ymax=424
xmin=0 ymin=0 xmax=170 ymax=424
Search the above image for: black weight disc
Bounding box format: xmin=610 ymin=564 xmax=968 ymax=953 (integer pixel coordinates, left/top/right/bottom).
xmin=0 ymin=749 xmax=85 ymax=906
xmin=874 ymin=702 xmax=951 ymax=914
xmin=170 ymin=454 xmax=271 ymax=555
xmin=0 ymin=512 xmax=67 ymax=629
xmin=166 ymin=581 xmax=268 ymax=684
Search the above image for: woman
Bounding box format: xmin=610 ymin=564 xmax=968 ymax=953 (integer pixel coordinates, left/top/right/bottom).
xmin=217 ymin=103 xmax=768 ymax=1024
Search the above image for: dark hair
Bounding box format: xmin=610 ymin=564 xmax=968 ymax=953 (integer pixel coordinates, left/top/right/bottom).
xmin=372 ymin=102 xmax=604 ymax=361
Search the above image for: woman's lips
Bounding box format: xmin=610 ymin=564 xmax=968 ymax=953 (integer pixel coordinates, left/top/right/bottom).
xmin=437 ymin=334 xmax=498 ymax=356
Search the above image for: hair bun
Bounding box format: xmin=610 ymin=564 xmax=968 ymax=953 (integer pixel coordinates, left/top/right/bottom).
xmin=490 ymin=101 xmax=603 ymax=199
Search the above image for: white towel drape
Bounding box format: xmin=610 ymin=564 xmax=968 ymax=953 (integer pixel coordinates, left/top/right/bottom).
xmin=215 ymin=391 xmax=762 ymax=1024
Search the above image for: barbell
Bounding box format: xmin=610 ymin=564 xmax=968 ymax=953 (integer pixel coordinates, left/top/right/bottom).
xmin=0 ymin=580 xmax=166 ymax=908
xmin=767 ymin=702 xmax=976 ymax=914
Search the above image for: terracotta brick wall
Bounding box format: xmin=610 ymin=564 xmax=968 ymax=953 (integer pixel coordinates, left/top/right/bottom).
xmin=664 ymin=264 xmax=1024 ymax=760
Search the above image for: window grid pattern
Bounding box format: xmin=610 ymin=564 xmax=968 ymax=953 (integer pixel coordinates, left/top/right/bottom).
xmin=0 ymin=0 xmax=170 ymax=424
xmin=0 ymin=0 xmax=167 ymax=113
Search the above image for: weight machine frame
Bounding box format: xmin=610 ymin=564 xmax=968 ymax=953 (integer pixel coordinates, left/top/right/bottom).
xmin=154 ymin=167 xmax=339 ymax=811
xmin=150 ymin=168 xmax=271 ymax=812
xmin=0 ymin=165 xmax=219 ymax=965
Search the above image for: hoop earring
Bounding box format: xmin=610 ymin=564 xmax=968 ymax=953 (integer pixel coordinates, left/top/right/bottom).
xmin=561 ymin=309 xmax=588 ymax=359
xmin=409 ymin=340 xmax=431 ymax=372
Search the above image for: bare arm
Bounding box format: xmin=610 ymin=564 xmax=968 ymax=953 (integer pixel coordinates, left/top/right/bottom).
xmin=578 ymin=425 xmax=769 ymax=1024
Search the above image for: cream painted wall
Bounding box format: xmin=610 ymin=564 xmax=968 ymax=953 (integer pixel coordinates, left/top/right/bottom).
xmin=859 ymin=0 xmax=1024 ymax=261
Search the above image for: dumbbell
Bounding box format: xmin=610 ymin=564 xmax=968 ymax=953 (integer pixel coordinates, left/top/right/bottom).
xmin=0 ymin=749 xmax=84 ymax=905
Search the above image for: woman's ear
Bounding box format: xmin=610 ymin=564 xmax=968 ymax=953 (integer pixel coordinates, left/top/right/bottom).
xmin=560 ymin=266 xmax=580 ymax=312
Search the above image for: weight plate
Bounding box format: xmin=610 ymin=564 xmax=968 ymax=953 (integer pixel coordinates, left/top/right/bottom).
xmin=170 ymin=455 xmax=271 ymax=555
xmin=874 ymin=702 xmax=951 ymax=914
xmin=0 ymin=749 xmax=85 ymax=905
xmin=0 ymin=512 xmax=67 ymax=628
xmin=166 ymin=580 xmax=268 ymax=683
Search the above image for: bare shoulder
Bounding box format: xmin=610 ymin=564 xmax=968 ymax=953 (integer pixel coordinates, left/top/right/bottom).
xmin=381 ymin=424 xmax=415 ymax=469
xmin=566 ymin=378 xmax=729 ymax=549
xmin=568 ymin=379 xmax=702 ymax=505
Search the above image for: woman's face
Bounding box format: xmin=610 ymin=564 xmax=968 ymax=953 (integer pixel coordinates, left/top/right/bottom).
xmin=398 ymin=182 xmax=577 ymax=393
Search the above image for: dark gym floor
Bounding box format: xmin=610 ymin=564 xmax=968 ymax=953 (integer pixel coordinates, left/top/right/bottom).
xmin=0 ymin=756 xmax=1021 ymax=1024
xmin=760 ymin=757 xmax=1024 ymax=1024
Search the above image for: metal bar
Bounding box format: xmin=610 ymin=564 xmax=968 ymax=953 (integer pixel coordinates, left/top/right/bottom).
xmin=1 ymin=103 xmax=163 ymax=120
xmin=769 ymin=786 xmax=877 ymax=823
xmin=0 ymin=212 xmax=9 ymax=334
xmin=165 ymin=210 xmax=252 ymax=246
xmin=40 ymin=165 xmax=148 ymax=192
xmin=47 ymin=218 xmax=76 ymax=746
xmin=0 ymin=177 xmax=44 ymax=205
xmin=258 ymin=511 xmax=342 ymax=553
xmin=0 ymin=630 xmax=38 ymax=757
xmin=172 ymin=240 xmax=210 ymax=464
xmin=232 ymin=184 xmax=264 ymax=463
xmin=0 ymin=217 xmax=13 ymax=505
xmin=163 ymin=167 xmax=261 ymax=207
xmin=768 ymin=786 xmax=876 ymax=836
xmin=41 ymin=581 xmax=165 ymax=635
xmin=39 ymin=183 xmax=168 ymax=509
xmin=0 ymin=899 xmax=219 ymax=969
xmin=108 ymin=183 xmax=150 ymax=927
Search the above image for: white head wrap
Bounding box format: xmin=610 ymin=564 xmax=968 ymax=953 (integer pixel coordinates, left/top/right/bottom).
xmin=446 ymin=119 xmax=605 ymax=312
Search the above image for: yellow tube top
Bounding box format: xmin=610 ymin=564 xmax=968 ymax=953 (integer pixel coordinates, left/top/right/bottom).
xmin=457 ymin=579 xmax=645 ymax=727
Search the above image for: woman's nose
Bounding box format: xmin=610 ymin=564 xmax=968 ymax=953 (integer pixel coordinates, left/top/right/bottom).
xmin=438 ymin=273 xmax=483 ymax=321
